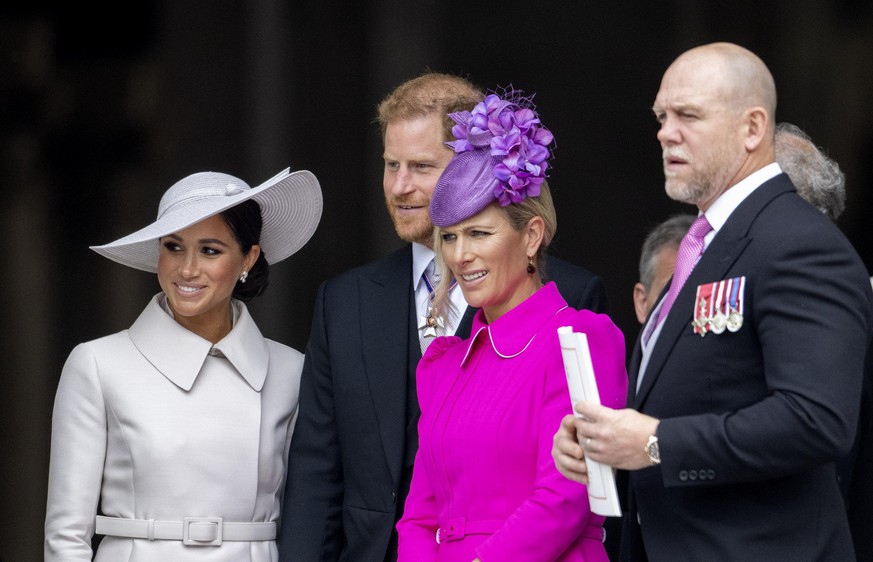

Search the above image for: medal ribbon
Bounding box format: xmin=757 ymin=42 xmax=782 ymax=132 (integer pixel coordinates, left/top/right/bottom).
xmin=420 ymin=266 xmax=459 ymax=346
xmin=728 ymin=276 xmax=743 ymax=315
xmin=422 ymin=270 xmax=458 ymax=298
xmin=715 ymin=280 xmax=725 ymax=315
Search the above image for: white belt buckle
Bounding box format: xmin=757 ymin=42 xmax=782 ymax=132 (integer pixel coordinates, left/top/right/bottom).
xmin=183 ymin=517 xmax=223 ymax=546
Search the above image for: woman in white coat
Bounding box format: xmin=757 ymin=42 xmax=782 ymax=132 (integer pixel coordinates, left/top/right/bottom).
xmin=44 ymin=168 xmax=322 ymax=561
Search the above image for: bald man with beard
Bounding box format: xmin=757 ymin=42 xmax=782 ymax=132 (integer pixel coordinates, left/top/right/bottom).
xmin=553 ymin=42 xmax=873 ymax=561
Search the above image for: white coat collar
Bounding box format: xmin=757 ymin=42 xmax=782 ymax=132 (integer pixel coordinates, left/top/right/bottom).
xmin=128 ymin=293 xmax=270 ymax=392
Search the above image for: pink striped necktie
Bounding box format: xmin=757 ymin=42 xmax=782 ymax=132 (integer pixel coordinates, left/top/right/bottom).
xmin=656 ymin=214 xmax=713 ymax=326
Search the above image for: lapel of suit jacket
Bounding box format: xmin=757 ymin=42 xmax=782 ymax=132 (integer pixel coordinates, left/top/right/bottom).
xmin=359 ymin=246 xmax=414 ymax=484
xmin=455 ymin=306 xmax=477 ymax=339
xmin=633 ymin=175 xmax=794 ymax=407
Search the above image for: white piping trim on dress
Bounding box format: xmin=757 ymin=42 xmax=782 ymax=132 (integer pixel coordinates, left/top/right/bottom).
xmin=460 ymin=305 xmax=569 ymax=365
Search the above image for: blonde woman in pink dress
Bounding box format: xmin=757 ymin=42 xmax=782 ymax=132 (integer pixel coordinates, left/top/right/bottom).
xmin=396 ymin=90 xmax=628 ymax=561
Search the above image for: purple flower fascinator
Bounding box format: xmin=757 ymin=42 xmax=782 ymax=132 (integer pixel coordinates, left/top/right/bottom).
xmin=429 ymin=87 xmax=555 ymax=227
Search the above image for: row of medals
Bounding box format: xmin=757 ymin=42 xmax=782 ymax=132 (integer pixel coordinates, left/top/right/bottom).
xmin=692 ymin=296 xmax=743 ymax=337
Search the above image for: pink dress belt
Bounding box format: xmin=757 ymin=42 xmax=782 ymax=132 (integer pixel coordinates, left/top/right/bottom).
xmin=436 ymin=517 xmax=604 ymax=544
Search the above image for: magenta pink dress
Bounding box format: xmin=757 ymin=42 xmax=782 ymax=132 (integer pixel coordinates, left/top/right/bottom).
xmin=397 ymin=282 xmax=628 ymax=561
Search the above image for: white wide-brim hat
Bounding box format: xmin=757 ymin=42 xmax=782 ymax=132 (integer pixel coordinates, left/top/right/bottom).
xmin=90 ymin=167 xmax=323 ymax=273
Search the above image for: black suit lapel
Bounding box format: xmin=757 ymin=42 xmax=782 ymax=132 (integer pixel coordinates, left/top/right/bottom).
xmin=455 ymin=306 xmax=478 ymax=339
xmin=359 ymin=247 xmax=413 ymax=485
xmin=634 ymin=236 xmax=751 ymax=406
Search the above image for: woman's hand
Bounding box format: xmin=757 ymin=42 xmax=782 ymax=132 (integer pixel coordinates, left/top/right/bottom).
xmin=552 ymin=414 xmax=590 ymax=484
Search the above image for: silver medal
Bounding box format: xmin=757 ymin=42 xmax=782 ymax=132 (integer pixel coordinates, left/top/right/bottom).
xmin=726 ymin=309 xmax=743 ymax=332
xmin=711 ymin=311 xmax=727 ymax=334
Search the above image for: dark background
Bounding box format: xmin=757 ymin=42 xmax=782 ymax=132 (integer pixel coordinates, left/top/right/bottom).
xmin=2 ymin=2 xmax=872 ymax=559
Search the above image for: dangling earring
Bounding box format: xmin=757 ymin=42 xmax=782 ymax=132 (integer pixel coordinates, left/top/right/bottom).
xmin=527 ymin=257 xmax=536 ymax=275
xmin=240 ymin=270 xmax=248 ymax=284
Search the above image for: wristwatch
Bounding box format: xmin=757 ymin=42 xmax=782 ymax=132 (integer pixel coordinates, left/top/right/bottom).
xmin=645 ymin=435 xmax=660 ymax=465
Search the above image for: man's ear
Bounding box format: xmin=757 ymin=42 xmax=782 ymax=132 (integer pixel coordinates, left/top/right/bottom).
xmin=743 ymin=106 xmax=769 ymax=152
xmin=633 ymin=282 xmax=650 ymax=325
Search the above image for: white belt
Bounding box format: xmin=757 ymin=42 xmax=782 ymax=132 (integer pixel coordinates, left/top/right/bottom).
xmin=96 ymin=515 xmax=276 ymax=546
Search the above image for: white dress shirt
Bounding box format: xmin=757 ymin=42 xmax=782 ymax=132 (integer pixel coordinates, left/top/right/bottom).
xmin=412 ymin=243 xmax=468 ymax=342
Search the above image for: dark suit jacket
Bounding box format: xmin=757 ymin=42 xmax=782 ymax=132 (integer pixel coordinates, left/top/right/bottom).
xmin=620 ymin=174 xmax=873 ymax=562
xmin=279 ymin=247 xmax=608 ymax=562
xmin=845 ymin=342 xmax=873 ymax=561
